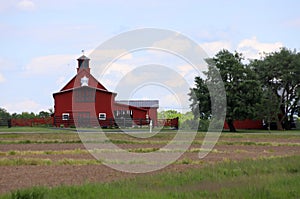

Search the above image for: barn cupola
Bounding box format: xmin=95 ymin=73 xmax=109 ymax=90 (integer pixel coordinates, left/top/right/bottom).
xmin=77 ymin=55 xmax=90 ymax=73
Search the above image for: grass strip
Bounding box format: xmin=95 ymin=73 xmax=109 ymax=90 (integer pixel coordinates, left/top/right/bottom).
xmin=0 ymin=158 xmax=102 ymax=166
xmin=0 ymin=149 xmax=88 ymax=156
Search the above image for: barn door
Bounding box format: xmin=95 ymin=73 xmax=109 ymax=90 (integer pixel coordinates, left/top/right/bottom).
xmin=77 ymin=112 xmax=90 ymax=127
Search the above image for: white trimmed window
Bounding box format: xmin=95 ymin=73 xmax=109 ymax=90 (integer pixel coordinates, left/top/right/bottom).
xmin=62 ymin=113 xmax=70 ymax=120
xmin=99 ymin=113 xmax=106 ymax=120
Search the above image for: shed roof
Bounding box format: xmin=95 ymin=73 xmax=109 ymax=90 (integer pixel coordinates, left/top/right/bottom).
xmin=116 ymin=100 xmax=159 ymax=108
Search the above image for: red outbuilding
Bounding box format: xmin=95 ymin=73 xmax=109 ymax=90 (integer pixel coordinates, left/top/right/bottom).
xmin=116 ymin=100 xmax=159 ymax=126
xmin=53 ymin=55 xmax=158 ymax=128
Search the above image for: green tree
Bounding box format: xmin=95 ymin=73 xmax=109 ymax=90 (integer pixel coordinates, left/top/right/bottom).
xmin=158 ymin=110 xmax=199 ymax=129
xmin=12 ymin=112 xmax=36 ymax=119
xmin=189 ymin=77 xmax=211 ymax=120
xmin=0 ymin=108 xmax=11 ymax=126
xmin=38 ymin=111 xmax=50 ymax=118
xmin=0 ymin=108 xmax=10 ymax=118
xmin=158 ymin=110 xmax=182 ymax=119
xmin=250 ymin=48 xmax=300 ymax=130
xmin=190 ymin=49 xmax=262 ymax=132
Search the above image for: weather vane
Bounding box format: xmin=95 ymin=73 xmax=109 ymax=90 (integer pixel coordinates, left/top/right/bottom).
xmin=81 ymin=50 xmax=85 ymax=55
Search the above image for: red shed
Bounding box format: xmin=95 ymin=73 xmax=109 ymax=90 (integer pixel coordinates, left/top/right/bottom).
xmin=116 ymin=100 xmax=159 ymax=126
xmin=53 ymin=55 xmax=158 ymax=128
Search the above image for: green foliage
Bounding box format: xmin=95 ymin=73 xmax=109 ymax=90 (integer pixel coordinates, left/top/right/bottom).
xmin=158 ymin=110 xmax=200 ymax=130
xmin=37 ymin=111 xmax=50 ymax=118
xmin=250 ymin=48 xmax=300 ymax=130
xmin=11 ymin=187 xmax=45 ymax=199
xmin=0 ymin=108 xmax=10 ymax=118
xmin=9 ymin=108 xmax=53 ymax=119
xmin=158 ymin=110 xmax=181 ymax=119
xmin=190 ymin=49 xmax=262 ymax=132
xmin=11 ymin=112 xmax=36 ymax=119
xmin=190 ymin=47 xmax=300 ymax=131
xmin=0 ymin=108 xmax=10 ymax=126
xmin=189 ymin=77 xmax=211 ymax=120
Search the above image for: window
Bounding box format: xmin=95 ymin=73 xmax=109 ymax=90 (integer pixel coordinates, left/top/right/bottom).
xmin=113 ymin=110 xmax=133 ymax=119
xmin=62 ymin=113 xmax=70 ymax=120
xmin=99 ymin=113 xmax=106 ymax=120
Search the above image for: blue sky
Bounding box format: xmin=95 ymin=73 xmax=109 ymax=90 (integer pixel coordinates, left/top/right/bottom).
xmin=0 ymin=0 xmax=299 ymax=113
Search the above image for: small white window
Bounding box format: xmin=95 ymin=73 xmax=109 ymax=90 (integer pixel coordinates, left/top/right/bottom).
xmin=62 ymin=113 xmax=70 ymax=120
xmin=99 ymin=113 xmax=106 ymax=120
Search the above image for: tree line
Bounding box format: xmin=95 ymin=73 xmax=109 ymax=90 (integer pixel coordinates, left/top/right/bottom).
xmin=189 ymin=47 xmax=300 ymax=132
xmin=0 ymin=108 xmax=53 ymax=119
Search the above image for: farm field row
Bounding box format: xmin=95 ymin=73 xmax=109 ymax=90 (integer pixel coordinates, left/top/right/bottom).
xmin=0 ymin=129 xmax=300 ymax=197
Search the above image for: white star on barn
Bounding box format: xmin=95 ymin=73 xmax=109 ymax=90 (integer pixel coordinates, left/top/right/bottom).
xmin=80 ymin=75 xmax=89 ymax=86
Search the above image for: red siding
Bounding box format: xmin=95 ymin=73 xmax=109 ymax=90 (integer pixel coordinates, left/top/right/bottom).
xmin=113 ymin=103 xmax=147 ymax=120
xmin=11 ymin=118 xmax=53 ymax=127
xmin=224 ymin=119 xmax=263 ymax=130
xmin=146 ymin=107 xmax=158 ymax=126
xmin=53 ymin=87 xmax=116 ymax=127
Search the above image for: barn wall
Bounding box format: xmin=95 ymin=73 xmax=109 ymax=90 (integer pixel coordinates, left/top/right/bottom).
xmin=53 ymin=91 xmax=73 ymax=116
xmin=113 ymin=103 xmax=147 ymax=120
xmin=94 ymin=91 xmax=115 ymax=119
xmin=53 ymin=88 xmax=116 ymax=127
xmin=132 ymin=107 xmax=147 ymax=120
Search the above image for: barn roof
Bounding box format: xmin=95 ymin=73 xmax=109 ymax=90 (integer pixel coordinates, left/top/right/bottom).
xmin=60 ymin=69 xmax=107 ymax=91
xmin=114 ymin=102 xmax=148 ymax=112
xmin=53 ymin=86 xmax=117 ymax=96
xmin=116 ymin=100 xmax=159 ymax=108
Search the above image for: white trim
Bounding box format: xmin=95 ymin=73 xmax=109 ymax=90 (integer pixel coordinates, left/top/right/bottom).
xmin=99 ymin=113 xmax=106 ymax=120
xmin=62 ymin=113 xmax=70 ymax=120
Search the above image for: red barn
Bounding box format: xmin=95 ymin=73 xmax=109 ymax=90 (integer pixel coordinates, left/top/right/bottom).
xmin=53 ymin=55 xmax=158 ymax=128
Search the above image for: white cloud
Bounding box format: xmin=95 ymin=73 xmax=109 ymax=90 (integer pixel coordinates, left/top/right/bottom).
xmin=24 ymin=54 xmax=76 ymax=76
xmin=201 ymin=41 xmax=232 ymax=57
xmin=157 ymin=92 xmax=191 ymax=113
xmin=4 ymin=99 xmax=47 ymax=113
xmin=199 ymin=38 xmax=283 ymax=60
xmin=237 ymin=37 xmax=283 ymax=60
xmin=0 ymin=73 xmax=5 ymax=83
xmin=17 ymin=0 xmax=36 ymax=11
xmin=152 ymin=34 xmax=192 ymax=54
xmin=105 ymin=63 xmax=133 ymax=76
xmin=177 ymin=64 xmax=195 ymax=76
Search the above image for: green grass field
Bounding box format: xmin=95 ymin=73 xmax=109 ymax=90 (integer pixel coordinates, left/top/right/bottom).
xmin=1 ymin=155 xmax=299 ymax=199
